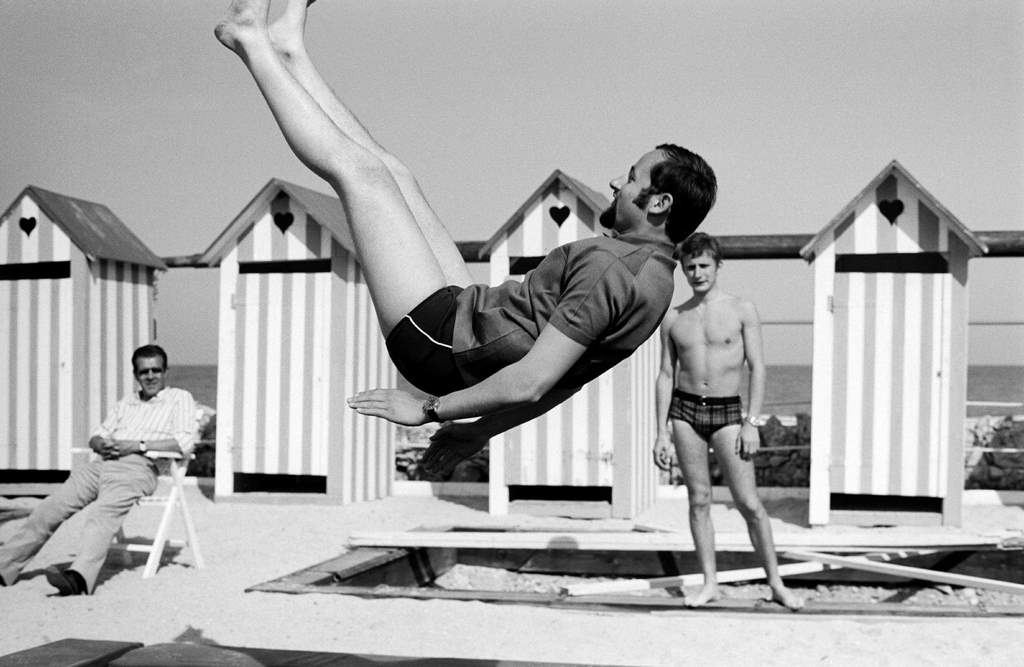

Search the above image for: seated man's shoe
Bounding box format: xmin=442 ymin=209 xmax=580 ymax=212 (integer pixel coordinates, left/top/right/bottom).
xmin=45 ymin=566 xmax=87 ymax=596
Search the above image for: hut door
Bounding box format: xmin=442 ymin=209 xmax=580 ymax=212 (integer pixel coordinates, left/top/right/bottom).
xmin=829 ymin=269 xmax=949 ymax=497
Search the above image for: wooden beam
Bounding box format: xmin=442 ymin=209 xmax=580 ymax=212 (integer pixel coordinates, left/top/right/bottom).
xmin=783 ymin=550 xmax=1024 ymax=595
xmin=347 ymin=530 xmax=1005 ymax=552
xmin=976 ymin=230 xmax=1024 ymax=257
xmin=562 ymin=549 xmax=942 ymax=596
xmin=563 ymin=560 xmax=832 ymax=596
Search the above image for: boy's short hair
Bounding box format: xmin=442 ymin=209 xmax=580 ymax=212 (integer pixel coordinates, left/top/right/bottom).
xmin=677 ymin=232 xmax=722 ymax=264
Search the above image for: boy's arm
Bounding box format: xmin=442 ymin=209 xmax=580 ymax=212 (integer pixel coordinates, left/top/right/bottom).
xmin=737 ymin=299 xmax=766 ymax=459
xmin=653 ymin=314 xmax=678 ymax=469
xmin=741 ymin=300 xmax=766 ymax=417
xmin=655 ymin=314 xmax=678 ymax=439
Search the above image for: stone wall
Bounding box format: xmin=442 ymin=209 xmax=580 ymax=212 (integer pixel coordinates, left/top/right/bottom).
xmin=964 ymin=415 xmax=1024 ymax=490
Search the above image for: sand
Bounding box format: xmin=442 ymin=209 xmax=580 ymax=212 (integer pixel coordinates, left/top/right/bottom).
xmin=2 ymin=484 xmax=1023 ymax=666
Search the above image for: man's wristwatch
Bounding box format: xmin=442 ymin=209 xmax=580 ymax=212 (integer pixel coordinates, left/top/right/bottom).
xmin=422 ymin=396 xmax=441 ymax=423
xmin=138 ymin=440 xmax=148 ymax=454
xmin=744 ymin=415 xmax=765 ymax=428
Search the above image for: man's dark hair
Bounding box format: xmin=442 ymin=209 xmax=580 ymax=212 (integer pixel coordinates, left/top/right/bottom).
xmin=132 ymin=344 xmax=168 ymax=371
xmin=634 ymin=143 xmax=717 ymax=243
xmin=678 ymin=232 xmax=723 ymax=264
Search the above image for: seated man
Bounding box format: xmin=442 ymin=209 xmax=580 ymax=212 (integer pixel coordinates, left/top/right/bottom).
xmin=654 ymin=233 xmax=802 ymax=610
xmin=215 ymin=0 xmax=716 ymax=476
xmin=0 ymin=345 xmax=197 ymax=595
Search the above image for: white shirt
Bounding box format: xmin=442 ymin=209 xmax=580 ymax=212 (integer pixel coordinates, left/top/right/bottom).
xmin=92 ymin=386 xmax=198 ymax=458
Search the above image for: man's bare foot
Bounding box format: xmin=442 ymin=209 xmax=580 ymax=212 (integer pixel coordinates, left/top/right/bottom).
xmin=421 ymin=422 xmax=489 ymax=479
xmin=215 ymin=0 xmax=272 ymax=52
xmin=770 ymin=585 xmax=804 ymax=611
xmin=683 ymin=582 xmax=719 ymax=607
xmin=268 ymin=0 xmax=316 ymax=56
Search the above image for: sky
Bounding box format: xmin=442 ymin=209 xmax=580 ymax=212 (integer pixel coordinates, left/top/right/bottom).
xmin=1 ymin=0 xmax=1022 ymax=367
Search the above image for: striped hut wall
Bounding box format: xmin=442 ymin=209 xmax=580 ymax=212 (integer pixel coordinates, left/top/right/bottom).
xmin=808 ymin=229 xmax=835 ymax=525
xmin=88 ymin=259 xmax=149 ymax=442
xmin=613 ymin=332 xmax=660 ymax=517
xmin=504 ymin=188 xmax=595 ymax=259
xmin=327 ymin=245 xmax=354 ymax=499
xmin=1 ymin=196 xmax=74 ymax=470
xmin=610 ymin=350 xmax=634 ymax=517
xmin=504 ymin=356 xmax=618 ymax=487
xmin=501 ymin=188 xmax=623 ymax=488
xmin=326 ymin=241 xmax=394 ymax=502
xmin=214 ymin=245 xmax=239 ymax=495
xmin=942 ymin=230 xmax=970 ymax=525
xmin=230 ymin=207 xmax=335 ymax=476
xmin=830 ymin=178 xmax=953 ymax=498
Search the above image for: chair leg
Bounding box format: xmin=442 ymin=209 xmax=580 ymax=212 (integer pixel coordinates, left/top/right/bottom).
xmin=142 ymin=481 xmax=179 ymax=579
xmin=113 ymin=526 xmax=133 ymax=566
xmin=173 ymin=464 xmax=204 ymax=569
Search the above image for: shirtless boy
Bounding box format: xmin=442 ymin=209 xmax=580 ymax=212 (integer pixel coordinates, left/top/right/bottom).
xmin=215 ymin=0 xmax=717 ymax=476
xmin=655 ymin=233 xmax=802 ymax=610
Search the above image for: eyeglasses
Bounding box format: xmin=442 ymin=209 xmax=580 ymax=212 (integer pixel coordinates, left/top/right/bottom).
xmin=136 ymin=368 xmax=165 ymax=376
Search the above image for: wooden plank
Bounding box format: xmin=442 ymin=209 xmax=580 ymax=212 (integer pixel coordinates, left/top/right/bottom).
xmin=247 ymin=579 xmax=1024 ymax=617
xmin=347 ymin=530 xmax=1004 ymax=553
xmin=783 ymin=550 xmax=1024 ymax=596
xmin=564 ymin=560 xmax=832 ymax=596
xmin=0 ymin=638 xmax=142 ymax=667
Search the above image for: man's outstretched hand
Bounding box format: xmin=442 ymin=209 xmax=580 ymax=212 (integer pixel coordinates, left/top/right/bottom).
xmin=347 ymin=389 xmax=428 ymax=426
xmin=421 ymin=421 xmax=490 ymax=479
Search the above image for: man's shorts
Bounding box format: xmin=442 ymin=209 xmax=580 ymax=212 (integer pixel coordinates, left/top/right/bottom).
xmin=385 ymin=286 xmax=469 ymax=396
xmin=667 ymin=390 xmax=742 ymax=441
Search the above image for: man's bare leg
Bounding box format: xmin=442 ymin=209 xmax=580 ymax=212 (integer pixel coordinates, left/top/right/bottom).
xmin=215 ymin=0 xmax=446 ymax=333
xmin=671 ymin=419 xmax=719 ymax=607
xmin=712 ymin=426 xmax=804 ymax=611
xmin=267 ymin=0 xmax=471 ymax=287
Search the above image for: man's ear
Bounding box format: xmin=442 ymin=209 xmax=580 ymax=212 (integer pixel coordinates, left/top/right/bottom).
xmin=648 ymin=192 xmax=673 ymax=215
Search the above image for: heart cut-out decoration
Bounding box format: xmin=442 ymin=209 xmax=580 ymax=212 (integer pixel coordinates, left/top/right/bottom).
xmin=273 ymin=212 xmax=294 ymax=233
xmin=878 ymin=199 xmax=904 ymax=224
xmin=19 ymin=216 xmax=37 ymax=237
xmin=549 ymin=205 xmax=571 ymax=226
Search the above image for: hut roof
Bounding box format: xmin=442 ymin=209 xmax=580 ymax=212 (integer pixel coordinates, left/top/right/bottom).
xmin=200 ymin=178 xmax=355 ymax=266
xmin=476 ymin=170 xmax=611 ymax=259
xmin=800 ymin=160 xmax=987 ymax=262
xmin=1 ymin=185 xmax=166 ymax=269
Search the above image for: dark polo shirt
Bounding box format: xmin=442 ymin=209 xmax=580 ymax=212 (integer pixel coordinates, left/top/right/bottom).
xmin=452 ymin=231 xmax=676 ymax=389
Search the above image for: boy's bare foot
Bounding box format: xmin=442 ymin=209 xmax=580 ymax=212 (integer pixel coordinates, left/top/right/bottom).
xmin=684 ymin=582 xmax=719 ymax=607
xmin=770 ymin=585 xmax=804 ymax=611
xmin=215 ymin=0 xmax=272 ymax=52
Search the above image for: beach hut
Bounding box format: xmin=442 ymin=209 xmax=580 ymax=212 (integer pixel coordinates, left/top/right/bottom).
xmin=200 ymin=179 xmax=395 ymax=503
xmin=801 ymin=161 xmax=986 ymax=527
xmin=477 ymin=170 xmax=661 ymax=518
xmin=0 ymin=186 xmax=165 ymax=474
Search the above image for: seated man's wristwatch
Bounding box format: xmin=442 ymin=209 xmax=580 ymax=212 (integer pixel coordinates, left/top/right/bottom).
xmin=138 ymin=440 xmax=148 ymax=454
xmin=744 ymin=415 xmax=765 ymax=427
xmin=422 ymin=396 xmax=441 ymax=423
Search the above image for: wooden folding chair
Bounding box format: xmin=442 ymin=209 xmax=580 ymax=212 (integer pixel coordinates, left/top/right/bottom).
xmin=73 ymin=407 xmax=207 ymax=579
xmin=113 ymin=450 xmax=205 ymax=578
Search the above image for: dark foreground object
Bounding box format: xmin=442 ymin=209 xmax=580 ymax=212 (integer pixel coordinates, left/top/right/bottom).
xmin=0 ymin=639 xmax=590 ymax=667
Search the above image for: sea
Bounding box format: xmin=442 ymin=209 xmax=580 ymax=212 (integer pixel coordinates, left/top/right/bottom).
xmin=171 ymin=365 xmax=1024 ymax=418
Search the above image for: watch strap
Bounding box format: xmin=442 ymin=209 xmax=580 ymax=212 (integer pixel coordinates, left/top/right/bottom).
xmin=422 ymin=396 xmax=441 ymax=422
